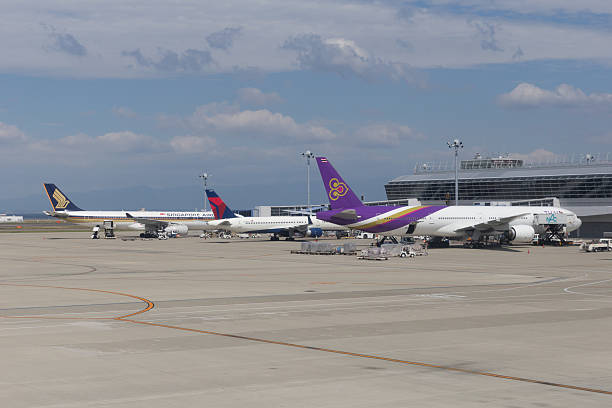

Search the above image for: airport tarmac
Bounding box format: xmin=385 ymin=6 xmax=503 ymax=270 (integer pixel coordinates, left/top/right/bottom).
xmin=1 ymin=232 xmax=611 ymax=407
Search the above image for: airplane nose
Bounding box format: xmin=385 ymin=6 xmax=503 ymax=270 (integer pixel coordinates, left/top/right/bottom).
xmin=575 ymin=217 xmax=582 ymax=229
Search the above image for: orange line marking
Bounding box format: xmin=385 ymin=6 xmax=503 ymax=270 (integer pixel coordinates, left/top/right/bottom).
xmin=120 ymin=318 xmax=612 ymax=396
xmin=0 ymin=283 xmax=154 ymax=320
xmin=2 ymin=283 xmax=611 ymax=395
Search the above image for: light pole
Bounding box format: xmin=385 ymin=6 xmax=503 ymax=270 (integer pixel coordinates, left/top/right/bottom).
xmin=447 ymin=139 xmax=463 ymax=205
xmin=199 ymin=172 xmax=210 ymax=211
xmin=301 ymin=150 xmax=315 ymax=215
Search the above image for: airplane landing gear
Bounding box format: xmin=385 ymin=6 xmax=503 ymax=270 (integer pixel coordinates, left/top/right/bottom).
xmin=376 ymin=236 xmax=399 ymax=247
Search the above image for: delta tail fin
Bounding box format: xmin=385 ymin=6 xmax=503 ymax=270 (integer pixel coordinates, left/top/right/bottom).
xmin=315 ymin=157 xmax=363 ymax=210
xmin=43 ymin=183 xmax=84 ymax=212
xmin=206 ymin=189 xmax=237 ymax=220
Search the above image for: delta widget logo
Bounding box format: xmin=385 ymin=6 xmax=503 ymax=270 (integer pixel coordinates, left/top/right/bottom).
xmin=328 ymin=178 xmax=348 ymax=201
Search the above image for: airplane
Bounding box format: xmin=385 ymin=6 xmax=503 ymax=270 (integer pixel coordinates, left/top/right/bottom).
xmin=43 ymin=183 xmax=214 ymax=238
xmin=313 ymin=157 xmax=582 ymax=246
xmin=205 ymin=189 xmax=347 ymax=240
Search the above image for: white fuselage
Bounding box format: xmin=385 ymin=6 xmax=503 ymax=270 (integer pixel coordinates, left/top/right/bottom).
xmin=208 ymin=216 xmax=347 ymax=234
xmin=347 ymin=206 xmax=581 ymax=238
xmin=50 ymin=210 xmax=214 ymax=232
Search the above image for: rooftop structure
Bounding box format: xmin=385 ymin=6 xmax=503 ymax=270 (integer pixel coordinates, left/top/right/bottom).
xmin=460 ymin=153 xmax=523 ymax=170
xmin=386 ymin=153 xmax=612 ymax=237
xmin=414 ymin=152 xmax=610 ymax=174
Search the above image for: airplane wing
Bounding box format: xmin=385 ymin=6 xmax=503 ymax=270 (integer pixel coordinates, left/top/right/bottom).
xmin=330 ymin=209 xmax=358 ymax=221
xmin=43 ymin=210 xmax=69 ymax=218
xmin=283 ymin=206 xmax=327 ymax=215
xmin=454 ymin=213 xmax=531 ymax=232
xmin=294 ymin=223 xmax=309 ymax=234
xmin=125 ymin=213 xmax=169 ymax=229
xmin=205 ymin=219 xmax=234 ymax=231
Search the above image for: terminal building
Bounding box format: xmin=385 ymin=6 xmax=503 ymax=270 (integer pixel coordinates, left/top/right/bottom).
xmin=385 ymin=153 xmax=612 ymax=237
xmin=0 ymin=214 xmax=23 ymax=223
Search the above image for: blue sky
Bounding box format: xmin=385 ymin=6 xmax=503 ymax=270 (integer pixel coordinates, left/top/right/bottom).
xmin=1 ymin=0 xmax=611 ymax=211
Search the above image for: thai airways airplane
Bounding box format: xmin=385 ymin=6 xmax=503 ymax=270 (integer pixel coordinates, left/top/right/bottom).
xmin=43 ymin=183 xmax=214 ymax=237
xmin=314 ymin=157 xmax=582 ymax=245
xmin=205 ymin=189 xmax=347 ymax=240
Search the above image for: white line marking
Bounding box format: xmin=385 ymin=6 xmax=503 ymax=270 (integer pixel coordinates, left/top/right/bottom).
xmin=563 ymin=279 xmax=612 ymax=297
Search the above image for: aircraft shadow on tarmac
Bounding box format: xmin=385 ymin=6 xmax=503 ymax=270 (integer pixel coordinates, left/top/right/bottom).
xmin=449 ymin=245 xmax=523 ymax=253
xmin=202 ymin=239 xmax=318 ymax=244
xmin=45 ymin=237 xmax=92 ymax=240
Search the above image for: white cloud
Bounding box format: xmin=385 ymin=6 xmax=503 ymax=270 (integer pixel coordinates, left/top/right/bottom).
xmin=170 ymin=135 xmax=216 ymax=153
xmin=509 ymin=148 xmax=561 ymax=163
xmin=352 ymin=123 xmax=424 ymax=148
xmin=1 ymin=1 xmax=612 ymax=77
xmin=409 ymin=1 xmax=612 ymax=17
xmin=29 ymin=131 xmax=164 ymax=155
xmin=282 ymin=34 xmax=419 ymax=83
xmin=188 ymin=103 xmax=336 ymax=143
xmin=236 ymin=88 xmax=283 ymax=106
xmin=0 ymin=122 xmax=27 ymax=144
xmin=498 ymin=83 xmax=612 ymax=108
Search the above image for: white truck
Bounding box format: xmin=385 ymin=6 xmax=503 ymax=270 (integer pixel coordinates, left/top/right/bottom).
xmin=580 ymin=239 xmax=612 ymax=252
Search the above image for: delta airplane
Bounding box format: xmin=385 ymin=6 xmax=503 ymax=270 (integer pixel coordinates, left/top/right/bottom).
xmin=314 ymin=157 xmax=582 ymax=245
xmin=205 ymin=189 xmax=347 ymax=240
xmin=43 ymin=183 xmax=214 ymax=237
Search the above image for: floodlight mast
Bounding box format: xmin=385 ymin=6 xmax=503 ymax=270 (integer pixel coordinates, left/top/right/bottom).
xmin=301 ymin=150 xmax=315 ymax=215
xmin=199 ymin=172 xmax=210 ymax=211
xmin=447 ymin=139 xmax=463 ymax=206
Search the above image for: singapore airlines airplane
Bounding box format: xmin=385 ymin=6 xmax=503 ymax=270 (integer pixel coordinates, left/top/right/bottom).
xmin=314 ymin=157 xmax=582 ymax=245
xmin=205 ymin=189 xmax=347 ymax=240
xmin=43 ymin=183 xmax=214 ymax=237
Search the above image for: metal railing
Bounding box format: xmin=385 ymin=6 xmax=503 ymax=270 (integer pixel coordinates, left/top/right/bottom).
xmin=414 ymin=153 xmax=612 ymax=174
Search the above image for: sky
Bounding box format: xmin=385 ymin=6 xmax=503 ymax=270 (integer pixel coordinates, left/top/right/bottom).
xmin=1 ymin=0 xmax=612 ymax=211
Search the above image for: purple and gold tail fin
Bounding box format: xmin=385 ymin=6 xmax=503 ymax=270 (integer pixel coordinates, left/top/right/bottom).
xmin=206 ymin=189 xmax=237 ymax=220
xmin=315 ymin=157 xmax=363 ymax=210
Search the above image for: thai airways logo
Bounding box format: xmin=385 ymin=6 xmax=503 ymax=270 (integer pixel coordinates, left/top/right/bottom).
xmin=52 ymin=189 xmax=70 ymax=209
xmin=328 ymin=178 xmax=348 ymax=201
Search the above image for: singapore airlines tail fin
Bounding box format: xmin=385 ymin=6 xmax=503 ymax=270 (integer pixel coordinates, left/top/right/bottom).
xmin=315 ymin=157 xmax=363 ymax=210
xmin=43 ymin=183 xmax=84 ymax=212
xmin=206 ymin=189 xmax=237 ymax=220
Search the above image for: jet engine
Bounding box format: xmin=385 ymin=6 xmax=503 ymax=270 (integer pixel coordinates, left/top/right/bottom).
xmin=507 ymin=225 xmax=535 ymax=243
xmin=164 ymin=224 xmax=188 ymax=236
xmin=307 ymin=227 xmax=323 ymax=238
